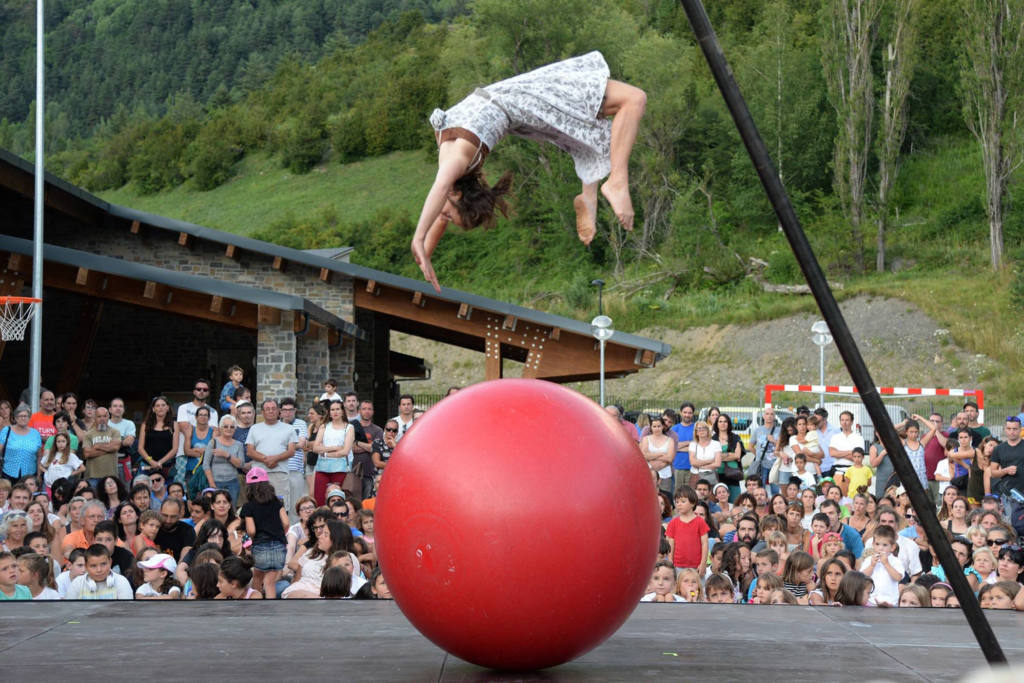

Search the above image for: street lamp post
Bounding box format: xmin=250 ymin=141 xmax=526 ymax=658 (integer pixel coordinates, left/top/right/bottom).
xmin=591 ymin=315 xmax=614 ymax=407
xmin=810 ymin=320 xmax=832 ymax=407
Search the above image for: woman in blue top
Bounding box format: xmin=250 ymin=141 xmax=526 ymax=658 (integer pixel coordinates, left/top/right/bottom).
xmin=181 ymin=406 xmax=214 ymax=487
xmin=0 ymin=406 xmax=42 ymax=483
xmin=412 ymin=52 xmax=647 ymax=292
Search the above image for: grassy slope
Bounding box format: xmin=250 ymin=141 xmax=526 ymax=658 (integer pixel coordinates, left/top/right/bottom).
xmin=100 ymin=151 xmax=437 ymax=235
xmin=97 ymin=138 xmax=1023 ymax=402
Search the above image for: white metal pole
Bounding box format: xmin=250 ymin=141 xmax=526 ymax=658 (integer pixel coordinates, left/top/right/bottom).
xmin=29 ymin=0 xmax=44 ymax=413
xmin=599 ymin=340 xmax=606 ymax=407
xmin=818 ymin=345 xmax=825 ymax=407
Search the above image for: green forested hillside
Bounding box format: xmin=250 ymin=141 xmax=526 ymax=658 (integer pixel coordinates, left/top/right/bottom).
xmin=0 ymin=0 xmax=469 ymax=142
xmin=2 ymin=1 xmax=1023 ymax=399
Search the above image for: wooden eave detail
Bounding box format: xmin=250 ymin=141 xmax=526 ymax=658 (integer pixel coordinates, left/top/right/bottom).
xmin=354 ymin=280 xmax=651 ymax=382
xmin=2 ymin=251 xmax=260 ymax=329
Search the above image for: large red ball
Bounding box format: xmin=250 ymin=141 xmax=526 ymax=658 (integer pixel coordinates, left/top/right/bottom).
xmin=375 ymin=379 xmax=660 ymax=670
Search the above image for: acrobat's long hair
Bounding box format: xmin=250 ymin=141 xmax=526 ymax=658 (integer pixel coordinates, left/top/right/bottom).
xmin=452 ymin=170 xmax=513 ymax=229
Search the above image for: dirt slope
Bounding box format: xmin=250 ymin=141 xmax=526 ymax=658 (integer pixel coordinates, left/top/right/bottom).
xmin=391 ymin=296 xmax=999 ymax=407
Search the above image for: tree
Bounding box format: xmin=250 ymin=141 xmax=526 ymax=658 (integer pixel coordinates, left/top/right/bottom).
xmin=821 ymin=0 xmax=882 ymax=272
xmin=874 ymin=0 xmax=918 ymax=272
xmin=959 ymin=0 xmax=1024 ymax=268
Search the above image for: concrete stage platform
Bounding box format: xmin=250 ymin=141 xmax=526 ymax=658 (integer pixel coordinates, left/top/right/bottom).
xmin=2 ymin=601 xmax=1022 ymax=681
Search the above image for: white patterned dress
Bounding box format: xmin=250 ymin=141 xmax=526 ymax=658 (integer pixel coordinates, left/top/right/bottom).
xmin=430 ymin=51 xmax=613 ymax=184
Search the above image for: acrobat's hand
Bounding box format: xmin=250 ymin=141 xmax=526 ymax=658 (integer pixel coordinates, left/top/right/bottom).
xmin=412 ymin=239 xmax=441 ymax=294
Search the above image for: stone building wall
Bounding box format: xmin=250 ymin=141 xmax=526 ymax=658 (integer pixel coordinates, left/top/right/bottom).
xmin=43 ymin=220 xmax=359 ymax=406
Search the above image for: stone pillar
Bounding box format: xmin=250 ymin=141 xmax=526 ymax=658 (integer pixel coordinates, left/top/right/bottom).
xmin=256 ymin=307 xmax=297 ymax=404
xmin=296 ymin=325 xmax=329 ymax=408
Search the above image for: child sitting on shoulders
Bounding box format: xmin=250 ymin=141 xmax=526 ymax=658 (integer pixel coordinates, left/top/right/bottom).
xmin=219 ymin=365 xmax=245 ymax=414
xmin=319 ymin=379 xmax=341 ymax=403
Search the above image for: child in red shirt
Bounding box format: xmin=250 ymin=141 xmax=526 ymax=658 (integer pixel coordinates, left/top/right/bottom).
xmin=665 ymin=485 xmax=709 ymax=575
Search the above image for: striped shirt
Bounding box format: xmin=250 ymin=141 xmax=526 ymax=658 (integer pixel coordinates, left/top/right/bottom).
xmin=286 ymin=418 xmax=307 ymax=473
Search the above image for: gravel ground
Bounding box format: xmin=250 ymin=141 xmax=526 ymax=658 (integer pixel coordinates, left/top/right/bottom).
xmin=391 ymin=295 xmax=1001 ymax=408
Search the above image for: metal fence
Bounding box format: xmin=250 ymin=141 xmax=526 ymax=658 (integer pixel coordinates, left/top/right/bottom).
xmin=411 ymin=392 xmax=1019 ymax=437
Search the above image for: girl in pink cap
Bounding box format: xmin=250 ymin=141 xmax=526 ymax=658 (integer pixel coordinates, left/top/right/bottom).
xmin=135 ymin=553 xmax=182 ymax=599
xmin=240 ymin=468 xmax=289 ymax=599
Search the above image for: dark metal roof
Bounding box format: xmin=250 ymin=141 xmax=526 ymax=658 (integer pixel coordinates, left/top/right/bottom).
xmin=0 ymin=148 xmax=670 ymax=360
xmin=303 ymin=247 xmax=353 ymax=261
xmin=0 ymin=235 xmax=365 ymax=340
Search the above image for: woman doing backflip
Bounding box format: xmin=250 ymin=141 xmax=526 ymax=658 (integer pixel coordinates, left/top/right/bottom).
xmin=412 ymin=51 xmax=646 ymax=292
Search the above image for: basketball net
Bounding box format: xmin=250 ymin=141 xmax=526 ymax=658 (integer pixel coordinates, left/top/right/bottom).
xmin=0 ymin=297 xmax=40 ymax=341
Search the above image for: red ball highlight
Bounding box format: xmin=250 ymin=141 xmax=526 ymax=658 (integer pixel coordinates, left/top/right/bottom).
xmin=376 ymin=379 xmax=660 ymax=670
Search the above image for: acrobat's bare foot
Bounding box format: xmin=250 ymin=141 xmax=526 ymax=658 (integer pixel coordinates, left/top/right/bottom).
xmin=600 ymin=179 xmax=635 ymax=231
xmin=574 ymin=193 xmax=597 ymax=245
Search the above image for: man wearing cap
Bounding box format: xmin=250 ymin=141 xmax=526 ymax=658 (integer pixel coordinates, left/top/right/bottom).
xmin=154 ymin=498 xmax=196 ymax=561
xmin=325 ymin=488 xmax=347 ymax=507
xmin=990 ymin=416 xmax=1024 ymax=525
xmin=245 ymin=399 xmax=298 ymax=514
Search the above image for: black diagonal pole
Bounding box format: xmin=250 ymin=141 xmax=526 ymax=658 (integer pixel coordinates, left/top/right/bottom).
xmin=678 ymin=0 xmax=1005 ymax=664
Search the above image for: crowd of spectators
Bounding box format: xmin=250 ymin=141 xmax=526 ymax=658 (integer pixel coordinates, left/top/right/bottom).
xmin=0 ymin=374 xmax=432 ymax=600
xmin=2 ymin=383 xmax=1023 ymax=610
xmin=638 ymin=401 xmax=1024 ymax=610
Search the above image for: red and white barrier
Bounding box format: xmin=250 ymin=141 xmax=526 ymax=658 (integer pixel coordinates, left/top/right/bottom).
xmin=763 ymin=384 xmax=985 ymax=424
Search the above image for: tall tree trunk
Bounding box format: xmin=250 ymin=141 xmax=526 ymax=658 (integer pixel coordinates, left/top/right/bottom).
xmin=875 ymin=0 xmax=918 ymax=273
xmin=960 ymin=0 xmax=1024 ymax=269
xmin=822 ymin=0 xmax=882 ymax=273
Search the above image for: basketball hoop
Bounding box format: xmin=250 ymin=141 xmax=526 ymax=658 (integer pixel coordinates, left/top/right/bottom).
xmin=0 ymin=296 xmax=41 ymax=341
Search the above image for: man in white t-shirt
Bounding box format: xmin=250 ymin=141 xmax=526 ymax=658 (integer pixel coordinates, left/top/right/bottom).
xmin=829 ymin=411 xmax=865 ymax=496
xmin=108 ymin=397 xmax=137 ymax=482
xmin=245 ymin=399 xmax=298 ymax=511
xmin=391 ymin=394 xmax=415 ymax=442
xmin=176 ymin=379 xmax=218 ymax=462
